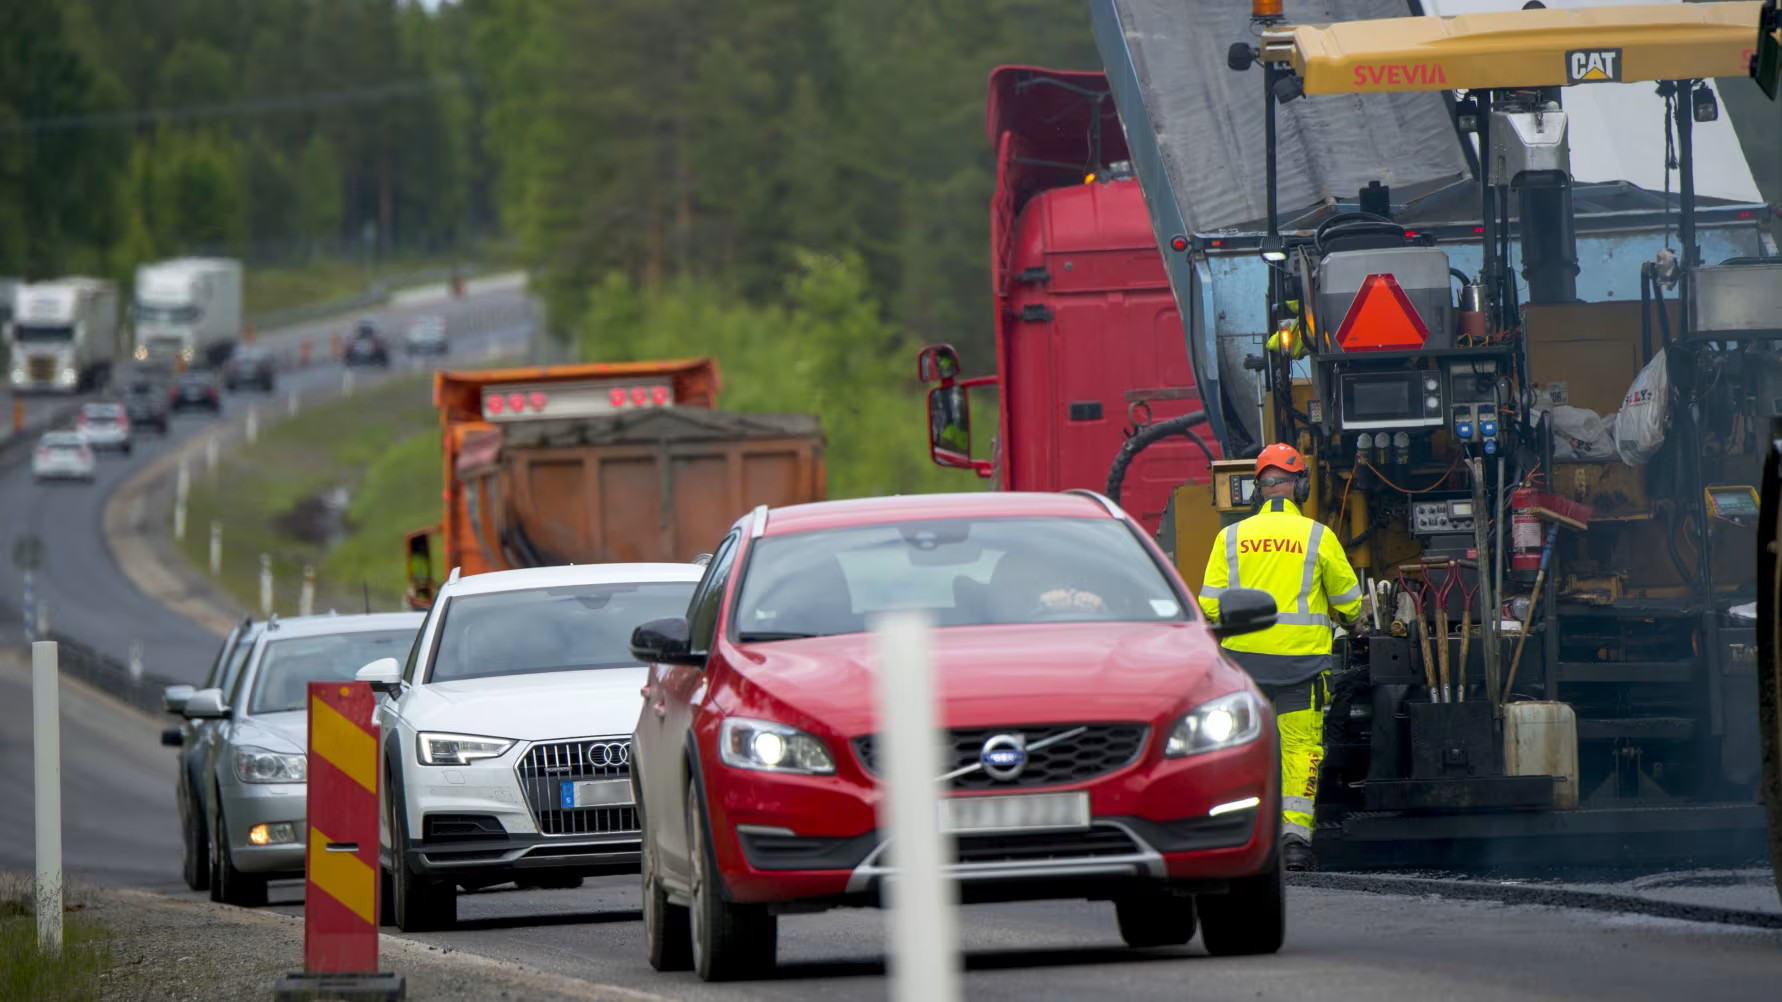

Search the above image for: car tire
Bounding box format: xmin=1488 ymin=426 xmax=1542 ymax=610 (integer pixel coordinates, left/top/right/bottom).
xmin=122 ymin=443 xmax=133 ymax=455
xmin=686 ymin=782 xmax=775 ymax=982
xmin=181 ymin=795 xmax=210 ymax=892
xmin=389 ymin=781 xmax=456 ymax=931
xmin=1197 ymin=849 xmax=1285 ymax=956
xmin=210 ymin=803 xmax=268 ymax=907
xmin=1114 ymin=894 xmax=1197 ymax=948
xmin=642 ymin=798 xmax=693 ymax=972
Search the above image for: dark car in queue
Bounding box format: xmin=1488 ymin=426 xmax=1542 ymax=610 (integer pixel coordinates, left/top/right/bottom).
xmin=224 ymin=345 xmax=277 ymax=392
xmin=171 ymin=367 xmax=224 ymax=413
xmin=344 ymin=318 xmax=390 ymax=367
xmin=122 ymin=373 xmax=172 ymax=433
xmin=629 ymin=491 xmax=1285 ymax=982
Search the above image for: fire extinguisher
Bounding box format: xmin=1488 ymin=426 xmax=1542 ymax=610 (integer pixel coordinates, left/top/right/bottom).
xmin=1510 ymin=486 xmax=1543 ymax=572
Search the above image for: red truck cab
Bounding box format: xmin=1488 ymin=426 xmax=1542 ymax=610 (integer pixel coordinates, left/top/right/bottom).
xmin=919 ymin=66 xmax=1217 ymax=534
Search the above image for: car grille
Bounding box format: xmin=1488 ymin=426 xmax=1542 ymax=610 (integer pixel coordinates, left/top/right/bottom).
xmin=27 ymin=357 xmax=54 ymax=381
xmin=514 ymin=737 xmax=639 ymax=837
xmin=853 ymin=723 xmax=1149 ymax=790
xmin=954 ymin=824 xmax=1141 ymax=865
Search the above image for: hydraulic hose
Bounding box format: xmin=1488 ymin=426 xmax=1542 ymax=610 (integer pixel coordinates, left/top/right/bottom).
xmin=1105 ymin=411 xmax=1215 ymax=507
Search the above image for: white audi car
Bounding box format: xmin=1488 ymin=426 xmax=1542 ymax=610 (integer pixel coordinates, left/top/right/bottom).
xmin=357 ymin=562 xmax=703 ymax=932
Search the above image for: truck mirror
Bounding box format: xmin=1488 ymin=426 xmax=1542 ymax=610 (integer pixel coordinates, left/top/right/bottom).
xmin=927 ymin=384 xmax=973 ymax=467
xmin=917 ymin=344 xmax=962 ymax=384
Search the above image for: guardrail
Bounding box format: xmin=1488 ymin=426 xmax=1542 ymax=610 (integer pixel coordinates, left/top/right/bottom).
xmin=3 ymin=599 xmax=173 ymax=718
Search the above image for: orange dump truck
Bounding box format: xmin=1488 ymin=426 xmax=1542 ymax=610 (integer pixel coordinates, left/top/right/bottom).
xmin=404 ymin=358 xmax=826 ymax=606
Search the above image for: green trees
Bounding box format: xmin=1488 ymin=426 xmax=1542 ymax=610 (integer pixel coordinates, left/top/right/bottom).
xmin=0 ymin=0 xmax=488 ymax=282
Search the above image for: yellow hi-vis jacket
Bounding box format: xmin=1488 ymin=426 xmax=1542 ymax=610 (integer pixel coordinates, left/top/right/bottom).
xmin=1199 ymin=499 xmax=1363 ymax=682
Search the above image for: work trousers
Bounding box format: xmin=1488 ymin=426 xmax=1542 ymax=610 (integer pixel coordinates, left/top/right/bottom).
xmin=1255 ymin=673 xmax=1328 ymax=844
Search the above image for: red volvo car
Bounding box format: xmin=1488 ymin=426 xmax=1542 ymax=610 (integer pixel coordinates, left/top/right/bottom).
xmin=629 ymin=491 xmax=1283 ymax=981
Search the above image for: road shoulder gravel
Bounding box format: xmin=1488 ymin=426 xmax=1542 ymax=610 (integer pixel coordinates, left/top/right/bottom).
xmin=83 ymin=885 xmax=668 ymax=1002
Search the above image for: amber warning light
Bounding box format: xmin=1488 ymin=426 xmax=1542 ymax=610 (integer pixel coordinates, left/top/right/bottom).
xmin=1251 ymin=0 xmax=1284 ymax=20
xmin=480 ymin=381 xmax=673 ymax=422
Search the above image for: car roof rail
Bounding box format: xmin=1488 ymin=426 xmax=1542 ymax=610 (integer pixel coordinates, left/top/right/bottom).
xmin=750 ymin=504 xmax=769 ymax=538
xmin=266 ymin=614 xmax=279 ymax=631
xmin=1064 ymin=488 xmax=1122 ymax=518
xmin=447 ymin=566 xmax=462 ymax=585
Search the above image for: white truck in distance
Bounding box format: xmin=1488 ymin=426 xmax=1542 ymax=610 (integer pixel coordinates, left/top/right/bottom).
xmin=6 ymin=277 xmax=120 ymax=393
xmin=134 ymin=258 xmax=242 ymax=368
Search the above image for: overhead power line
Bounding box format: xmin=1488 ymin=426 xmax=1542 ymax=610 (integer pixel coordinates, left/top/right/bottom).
xmin=0 ymin=76 xmax=469 ymax=134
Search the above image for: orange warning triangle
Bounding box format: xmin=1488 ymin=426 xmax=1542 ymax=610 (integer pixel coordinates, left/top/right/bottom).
xmin=1334 ymin=274 xmax=1431 ymax=352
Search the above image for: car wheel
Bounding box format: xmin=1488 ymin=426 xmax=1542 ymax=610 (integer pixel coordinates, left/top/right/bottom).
xmin=389 ymin=780 xmax=456 ymax=931
xmin=1114 ymin=894 xmax=1197 ymax=948
xmin=181 ymin=795 xmax=210 ymax=892
xmin=210 ymin=803 xmax=268 ymax=907
xmin=122 ymin=443 xmax=133 ymax=455
xmin=1197 ymin=848 xmax=1285 ymax=956
xmin=686 ymin=782 xmax=775 ymax=982
xmin=643 ymin=800 xmax=693 ymax=972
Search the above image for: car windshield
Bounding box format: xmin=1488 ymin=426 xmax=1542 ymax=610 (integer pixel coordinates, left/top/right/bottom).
xmin=247 ymin=629 xmax=418 ymax=714
xmin=14 ymin=324 xmax=73 ymax=343
xmin=427 ymin=581 xmax=697 ymax=683
xmin=82 ymin=405 xmax=119 ymax=420
xmin=733 ymin=517 xmax=1191 ymax=640
xmin=41 ymin=433 xmax=84 ymax=449
xmin=138 ymin=304 xmax=200 ymax=324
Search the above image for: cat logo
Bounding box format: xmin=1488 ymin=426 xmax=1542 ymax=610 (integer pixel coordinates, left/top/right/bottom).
xmin=1566 ymin=48 xmax=1623 ymax=83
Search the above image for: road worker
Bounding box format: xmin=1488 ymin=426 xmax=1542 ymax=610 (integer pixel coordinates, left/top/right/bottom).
xmin=1198 ymin=443 xmax=1362 ymax=872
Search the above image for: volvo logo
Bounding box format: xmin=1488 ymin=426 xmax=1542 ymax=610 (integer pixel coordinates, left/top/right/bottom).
xmin=979 ymin=734 xmax=1028 ymax=781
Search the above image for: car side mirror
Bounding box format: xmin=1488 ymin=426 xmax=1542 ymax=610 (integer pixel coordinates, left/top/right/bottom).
xmin=161 ymin=726 xmax=183 ymax=747
xmin=356 ymin=657 xmax=403 ymax=694
xmin=162 ymin=684 xmax=197 ymax=713
xmin=927 ymin=384 xmax=973 ymax=467
xmin=630 ymin=617 xmax=702 ymax=666
xmin=1209 ymin=588 xmax=1278 ymax=640
xmin=917 ymin=343 xmax=962 ymax=384
xmin=182 ymin=688 xmax=229 ymax=718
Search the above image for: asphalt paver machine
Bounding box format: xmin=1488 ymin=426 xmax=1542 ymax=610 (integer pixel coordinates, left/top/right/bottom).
xmin=1096 ymin=0 xmax=1782 ymax=867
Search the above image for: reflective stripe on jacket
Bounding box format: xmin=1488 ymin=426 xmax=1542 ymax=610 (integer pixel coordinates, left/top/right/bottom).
xmin=1198 ymin=498 xmax=1363 ymax=661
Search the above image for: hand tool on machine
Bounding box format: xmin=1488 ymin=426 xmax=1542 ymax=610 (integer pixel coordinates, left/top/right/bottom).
xmin=1430 ymin=561 xmax=1460 ymax=704
xmin=1397 ymin=566 xmax=1438 ymax=700
xmin=1456 ymin=570 xmax=1480 ymax=703
xmin=1501 ymin=522 xmax=1559 ymax=704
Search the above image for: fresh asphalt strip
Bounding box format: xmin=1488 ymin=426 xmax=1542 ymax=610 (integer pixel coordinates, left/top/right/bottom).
xmin=1288 ymin=871 xmax=1782 ymax=930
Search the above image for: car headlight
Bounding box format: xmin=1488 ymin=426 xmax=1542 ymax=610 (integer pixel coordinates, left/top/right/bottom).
xmin=417 ymin=732 xmax=514 ymax=766
xmin=234 ymin=746 xmax=307 ymax=783
xmin=1164 ymin=690 xmax=1265 ymax=758
xmin=719 ymin=718 xmax=835 ymax=775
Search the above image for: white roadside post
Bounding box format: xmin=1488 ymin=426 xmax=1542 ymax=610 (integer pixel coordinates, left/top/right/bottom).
xmin=32 ymin=641 xmax=63 ymax=952
xmin=341 ymin=369 xmax=355 ymax=395
xmin=287 ymin=390 xmax=300 ymax=418
xmin=128 ymin=642 xmax=144 ymax=683
xmin=259 ymin=554 xmax=274 ymax=616
xmin=299 ymin=564 xmax=316 ymax=617
xmin=209 ymin=521 xmax=223 ymax=576
xmin=245 ymin=406 xmax=258 ymax=445
xmin=173 ymin=460 xmax=189 ymax=542
xmin=205 ymin=435 xmax=219 ymax=479
xmin=872 ymin=611 xmax=959 ymax=1002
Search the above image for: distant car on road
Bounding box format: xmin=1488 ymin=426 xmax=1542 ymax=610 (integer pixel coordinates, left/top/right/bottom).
xmin=75 ymin=401 xmax=133 ymax=454
xmin=31 ymin=430 xmax=95 ymax=483
xmin=170 ymin=367 xmax=223 ymax=413
xmin=403 ymin=316 xmax=449 ymax=356
xmin=358 ymin=562 xmax=702 ymax=932
xmin=180 ymin=612 xmax=425 ymax=906
xmin=344 ymin=318 xmax=390 ymax=368
xmin=163 ymin=615 xmax=264 ymax=892
xmin=121 ymin=374 xmax=172 ymax=434
xmin=630 ymin=492 xmax=1286 ymax=981
xmin=224 ymin=345 xmax=277 ymax=392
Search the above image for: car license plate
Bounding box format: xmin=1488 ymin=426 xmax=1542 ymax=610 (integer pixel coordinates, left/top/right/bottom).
xmin=559 ymin=779 xmax=632 ymax=810
xmin=939 ymin=792 xmax=1090 ymax=834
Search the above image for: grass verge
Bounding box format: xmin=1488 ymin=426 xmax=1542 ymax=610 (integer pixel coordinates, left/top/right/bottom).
xmin=177 ymin=376 xmax=442 ymax=614
xmin=0 ymin=875 xmax=110 ymax=1002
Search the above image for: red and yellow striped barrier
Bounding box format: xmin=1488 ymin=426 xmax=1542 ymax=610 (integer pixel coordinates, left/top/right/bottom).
xmin=305 ymin=680 xmax=381 ymax=973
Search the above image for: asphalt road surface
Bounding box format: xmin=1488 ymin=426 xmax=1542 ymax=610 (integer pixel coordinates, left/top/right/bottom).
xmin=1 ymin=650 xmax=1777 ymax=1001
xmin=0 ymin=288 xmax=533 ymax=684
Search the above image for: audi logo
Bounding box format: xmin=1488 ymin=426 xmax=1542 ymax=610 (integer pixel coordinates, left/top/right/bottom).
xmin=527 ymin=739 xmax=632 ymax=775
xmin=585 ymin=741 xmax=630 ymax=767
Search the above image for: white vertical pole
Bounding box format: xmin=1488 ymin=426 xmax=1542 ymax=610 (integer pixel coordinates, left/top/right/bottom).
xmin=287 ymin=391 xmax=300 ymax=418
xmin=128 ymin=642 xmax=144 ymax=682
xmin=245 ymin=407 xmax=258 ymax=445
xmin=173 ymin=461 xmax=189 ymax=542
xmin=204 ymin=436 xmax=219 ymax=479
xmin=299 ymin=564 xmax=316 ymax=618
xmin=32 ymin=641 xmax=62 ymax=952
xmin=259 ymin=554 xmax=273 ymax=616
xmin=872 ymin=611 xmax=958 ymax=1002
xmin=209 ymin=521 xmax=222 ymax=576
xmin=341 ymin=370 xmax=355 ymax=395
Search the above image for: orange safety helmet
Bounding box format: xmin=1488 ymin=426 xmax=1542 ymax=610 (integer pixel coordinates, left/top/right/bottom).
xmin=1254 ymin=443 xmax=1307 ymax=478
